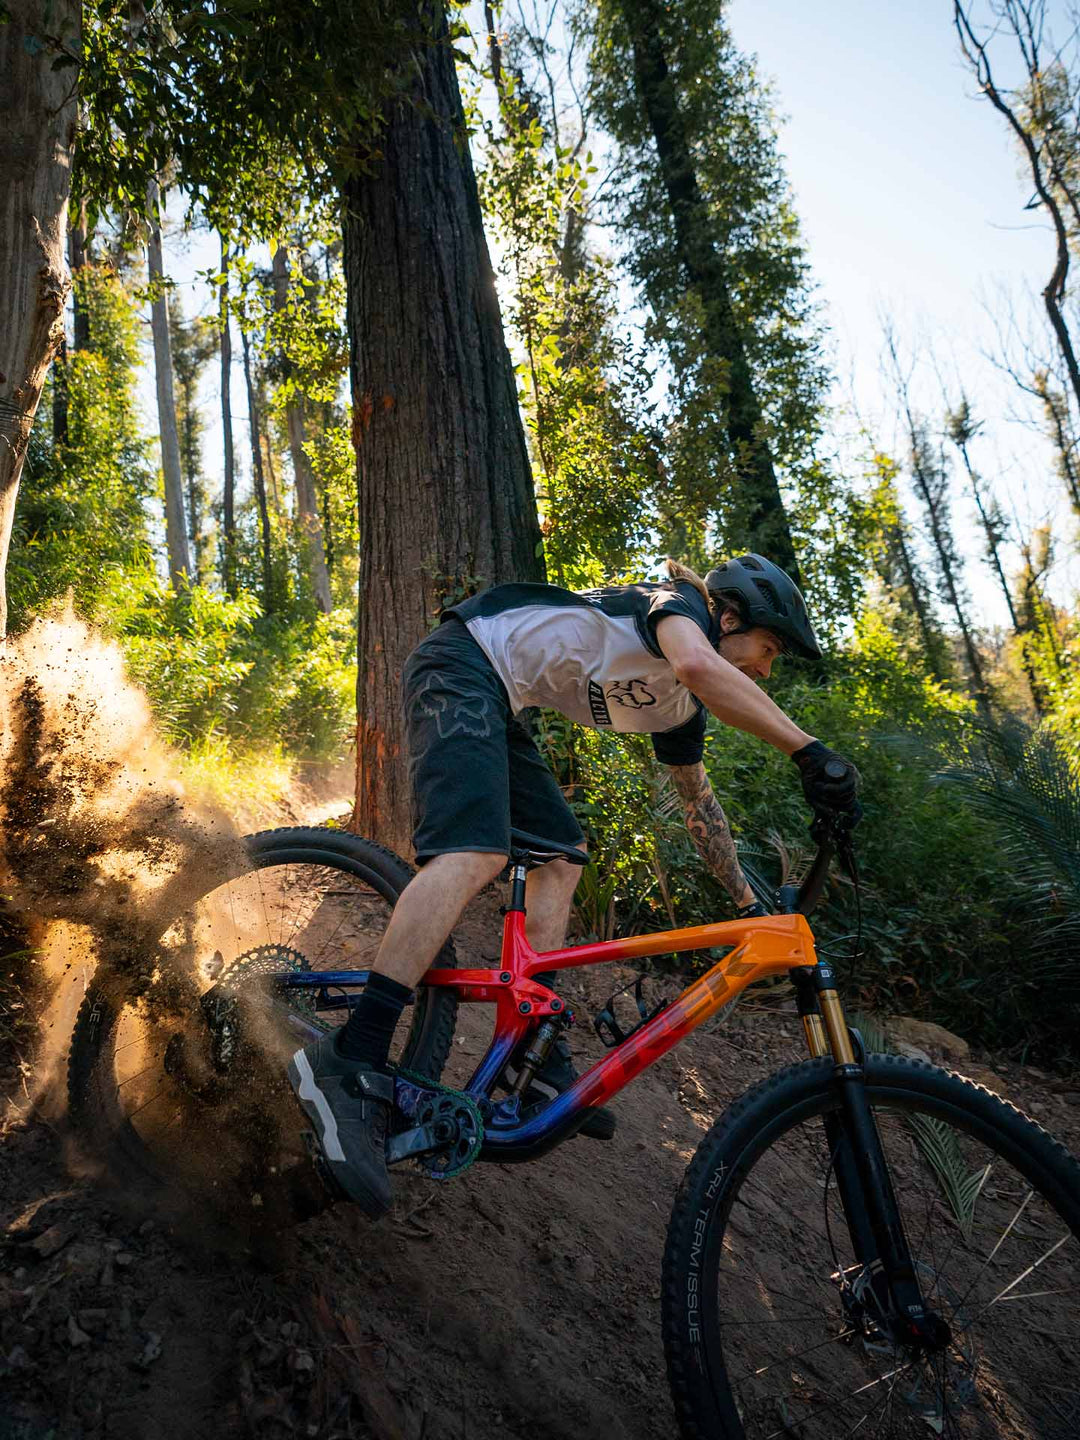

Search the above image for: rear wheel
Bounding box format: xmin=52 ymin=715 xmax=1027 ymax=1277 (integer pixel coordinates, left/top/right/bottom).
xmin=67 ymin=827 xmax=457 ymax=1216
xmin=662 ymin=1055 xmax=1080 ymax=1439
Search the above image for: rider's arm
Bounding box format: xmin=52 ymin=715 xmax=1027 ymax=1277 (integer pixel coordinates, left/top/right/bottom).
xmin=655 ymin=616 xmax=814 ymax=755
xmin=668 ymin=763 xmax=756 ymax=908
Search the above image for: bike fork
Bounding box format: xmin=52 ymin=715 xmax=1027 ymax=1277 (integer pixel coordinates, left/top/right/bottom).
xmin=792 ymin=965 xmax=942 ymax=1348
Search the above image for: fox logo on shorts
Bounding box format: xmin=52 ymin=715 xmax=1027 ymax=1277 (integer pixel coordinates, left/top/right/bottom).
xmin=416 ymin=671 xmax=493 ymax=738
xmin=607 ymin=679 xmax=656 ymax=710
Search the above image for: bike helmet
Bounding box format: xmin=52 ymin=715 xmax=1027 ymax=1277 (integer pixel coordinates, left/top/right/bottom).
xmin=703 ymin=554 xmax=822 ymax=661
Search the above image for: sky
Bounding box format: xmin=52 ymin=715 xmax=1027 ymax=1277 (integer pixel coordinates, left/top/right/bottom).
xmin=141 ymin=0 xmax=1080 ymax=629
xmin=727 ymin=0 xmax=1079 ymax=618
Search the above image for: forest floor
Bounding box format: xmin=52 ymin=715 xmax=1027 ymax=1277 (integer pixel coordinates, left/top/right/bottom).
xmin=3 ymin=876 xmax=1080 ymax=1440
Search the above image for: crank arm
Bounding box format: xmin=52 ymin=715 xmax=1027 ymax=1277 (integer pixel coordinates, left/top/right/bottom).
xmin=386 ymin=1121 xmax=456 ymax=1166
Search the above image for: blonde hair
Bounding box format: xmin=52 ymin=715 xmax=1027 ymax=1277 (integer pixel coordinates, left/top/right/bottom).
xmin=665 ymin=557 xmax=746 ymax=626
xmin=664 ymin=557 xmax=714 ymax=612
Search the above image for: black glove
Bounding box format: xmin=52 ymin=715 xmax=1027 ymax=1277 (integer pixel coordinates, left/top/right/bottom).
xmin=737 ymin=900 xmax=769 ymax=919
xmin=791 ymin=740 xmax=861 ymax=817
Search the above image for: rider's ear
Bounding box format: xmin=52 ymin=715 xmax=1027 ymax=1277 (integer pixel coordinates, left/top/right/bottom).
xmin=718 ymin=605 xmax=742 ymax=636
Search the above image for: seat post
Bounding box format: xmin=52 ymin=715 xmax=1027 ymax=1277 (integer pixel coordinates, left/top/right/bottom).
xmin=508 ymin=860 xmax=528 ymax=913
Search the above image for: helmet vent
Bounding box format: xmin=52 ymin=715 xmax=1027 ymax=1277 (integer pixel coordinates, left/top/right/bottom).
xmin=754 ymin=579 xmax=785 ymax=614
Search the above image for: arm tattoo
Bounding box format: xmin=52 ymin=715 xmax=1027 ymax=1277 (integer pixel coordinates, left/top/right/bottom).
xmin=668 ymin=762 xmax=750 ymax=904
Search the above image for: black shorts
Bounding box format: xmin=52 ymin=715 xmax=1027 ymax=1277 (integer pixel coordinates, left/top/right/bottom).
xmin=403 ymin=619 xmax=585 ymax=864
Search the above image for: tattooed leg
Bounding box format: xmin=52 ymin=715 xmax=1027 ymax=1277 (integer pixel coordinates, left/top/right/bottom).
xmin=668 ymin=762 xmax=755 ymax=907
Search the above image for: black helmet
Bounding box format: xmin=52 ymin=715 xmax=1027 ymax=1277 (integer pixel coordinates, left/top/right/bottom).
xmin=703 ymin=554 xmax=822 ymax=661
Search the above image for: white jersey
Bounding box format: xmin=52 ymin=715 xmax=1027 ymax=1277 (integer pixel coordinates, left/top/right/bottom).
xmin=445 ymin=580 xmax=719 ymax=765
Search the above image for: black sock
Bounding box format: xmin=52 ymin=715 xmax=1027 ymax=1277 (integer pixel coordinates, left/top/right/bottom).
xmin=337 ymin=973 xmax=413 ymax=1067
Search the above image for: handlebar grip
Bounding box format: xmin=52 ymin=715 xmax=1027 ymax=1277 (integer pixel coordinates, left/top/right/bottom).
xmin=824 ymin=759 xmax=848 ymax=780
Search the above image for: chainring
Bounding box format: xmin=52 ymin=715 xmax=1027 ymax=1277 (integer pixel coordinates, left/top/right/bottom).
xmin=413 ymin=1088 xmax=484 ymax=1180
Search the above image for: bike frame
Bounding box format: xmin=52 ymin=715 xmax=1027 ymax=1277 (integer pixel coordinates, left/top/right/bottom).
xmin=281 ymin=840 xmax=937 ymax=1343
xmin=282 ymin=867 xmax=825 ymax=1162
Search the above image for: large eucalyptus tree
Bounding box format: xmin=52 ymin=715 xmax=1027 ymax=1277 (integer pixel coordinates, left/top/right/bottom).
xmin=0 ymin=1 xmax=81 ymax=638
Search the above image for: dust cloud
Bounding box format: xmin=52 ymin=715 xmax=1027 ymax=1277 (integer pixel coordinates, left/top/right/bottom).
xmin=0 ymin=610 xmax=244 ymax=1118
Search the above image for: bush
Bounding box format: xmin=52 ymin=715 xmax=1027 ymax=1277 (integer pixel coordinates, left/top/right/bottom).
xmin=96 ymin=570 xmax=356 ymax=762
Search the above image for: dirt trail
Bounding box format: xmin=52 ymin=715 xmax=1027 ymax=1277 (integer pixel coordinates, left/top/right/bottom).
xmin=3 ymin=896 xmax=1080 ymax=1440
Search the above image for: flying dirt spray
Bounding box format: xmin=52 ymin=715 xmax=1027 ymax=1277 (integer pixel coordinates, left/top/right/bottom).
xmin=0 ymin=611 xmax=244 ymax=1126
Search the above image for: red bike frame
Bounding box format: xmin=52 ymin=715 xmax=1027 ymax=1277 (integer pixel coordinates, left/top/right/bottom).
xmin=424 ymin=904 xmax=819 ymax=1125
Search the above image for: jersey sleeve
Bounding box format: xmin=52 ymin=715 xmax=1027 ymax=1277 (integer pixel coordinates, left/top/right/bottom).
xmin=651 ymin=705 xmax=707 ymax=766
xmin=642 ymin=582 xmax=713 ymax=657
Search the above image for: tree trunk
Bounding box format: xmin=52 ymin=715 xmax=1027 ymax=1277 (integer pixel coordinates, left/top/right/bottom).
xmin=146 ymin=181 xmax=191 ymax=588
xmin=343 ymin=1 xmax=544 ymax=851
xmin=220 ymin=239 xmax=237 ymax=597
xmin=617 ymin=0 xmax=799 ymax=579
xmin=893 ymin=522 xmax=945 ymax=683
xmin=271 ymin=245 xmax=332 ymax=613
xmin=955 ymin=438 xmax=1044 ymax=713
xmin=52 ymin=337 xmax=69 ymax=446
xmin=0 ymin=0 xmax=80 ymax=639
xmin=70 ymin=199 xmax=89 ymax=351
xmin=241 ymin=326 xmax=274 ymax=613
xmin=907 ymin=434 xmax=989 ymax=707
xmin=53 ymin=202 xmax=89 ymax=447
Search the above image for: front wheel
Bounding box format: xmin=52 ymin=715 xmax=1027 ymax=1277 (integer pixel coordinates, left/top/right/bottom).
xmin=67 ymin=827 xmax=458 ymax=1214
xmin=662 ymin=1055 xmax=1080 ymax=1439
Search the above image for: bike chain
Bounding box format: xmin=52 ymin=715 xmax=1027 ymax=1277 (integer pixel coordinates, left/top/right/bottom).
xmin=396 ymin=1066 xmax=484 ymax=1180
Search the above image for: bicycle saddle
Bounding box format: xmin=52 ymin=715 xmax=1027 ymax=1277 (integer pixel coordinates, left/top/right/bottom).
xmin=508 ymin=827 xmax=589 ymax=868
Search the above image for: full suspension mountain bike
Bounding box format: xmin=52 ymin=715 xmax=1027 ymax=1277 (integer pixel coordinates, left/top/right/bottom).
xmin=68 ymin=815 xmax=1080 ymax=1438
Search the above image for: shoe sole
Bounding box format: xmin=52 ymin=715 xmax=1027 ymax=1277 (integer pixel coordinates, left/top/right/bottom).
xmin=287 ymin=1051 xmax=390 ymax=1218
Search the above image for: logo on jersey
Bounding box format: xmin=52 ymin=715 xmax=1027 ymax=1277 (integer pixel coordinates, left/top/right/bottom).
xmin=607 ymin=679 xmax=656 ymax=710
xmin=588 ymin=681 xmax=612 ymax=726
xmin=415 ymin=671 xmax=493 ymax=738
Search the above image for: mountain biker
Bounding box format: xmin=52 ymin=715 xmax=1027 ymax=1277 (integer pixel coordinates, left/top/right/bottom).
xmin=289 ymin=555 xmax=861 ymax=1217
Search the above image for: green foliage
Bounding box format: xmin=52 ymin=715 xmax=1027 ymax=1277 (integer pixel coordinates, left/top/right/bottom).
xmin=75 ymin=0 xmax=423 ymax=237
xmin=305 ymin=417 xmax=361 ymax=607
xmin=97 ymin=570 xmax=356 ymax=760
xmin=476 ymin=53 xmax=659 ymax=586
xmin=8 ymin=265 xmax=154 ymax=629
xmin=580 ymin=0 xmax=865 ymax=614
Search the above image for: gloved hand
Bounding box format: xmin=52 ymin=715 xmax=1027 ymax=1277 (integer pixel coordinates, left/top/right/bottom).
xmin=737 ymin=900 xmax=769 ymax=919
xmin=791 ymin=740 xmax=861 ymax=818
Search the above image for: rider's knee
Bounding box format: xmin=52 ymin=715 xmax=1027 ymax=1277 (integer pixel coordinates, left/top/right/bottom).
xmin=423 ymin=849 xmax=507 ymax=894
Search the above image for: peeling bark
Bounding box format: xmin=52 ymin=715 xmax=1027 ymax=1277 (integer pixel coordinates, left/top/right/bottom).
xmin=0 ymin=0 xmax=81 ymax=637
